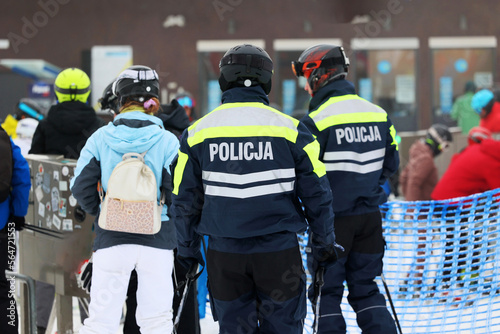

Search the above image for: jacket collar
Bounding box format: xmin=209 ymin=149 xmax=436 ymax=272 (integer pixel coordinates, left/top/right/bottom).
xmin=112 ymin=111 xmax=163 ymax=129
xmin=309 ymin=79 xmax=356 ymax=111
xmin=221 ymin=86 xmax=270 ymax=105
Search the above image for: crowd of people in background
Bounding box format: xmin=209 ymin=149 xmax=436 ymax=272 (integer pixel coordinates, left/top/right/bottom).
xmin=400 ymin=83 xmax=500 ymax=203
xmin=1 ymin=40 xmax=500 ymax=334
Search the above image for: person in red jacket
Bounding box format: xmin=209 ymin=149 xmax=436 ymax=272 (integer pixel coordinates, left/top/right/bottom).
xmin=431 ymin=129 xmax=500 ymax=289
xmin=432 ymin=137 xmax=500 ymax=201
xmin=466 ymin=126 xmax=492 ymax=146
xmin=471 ymin=89 xmax=500 ymax=136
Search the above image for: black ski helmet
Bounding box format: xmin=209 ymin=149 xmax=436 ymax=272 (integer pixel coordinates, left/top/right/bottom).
xmin=112 ymin=65 xmax=160 ymax=106
xmin=426 ymin=123 xmax=453 ymax=156
xmin=99 ymin=82 xmax=119 ymax=113
xmin=218 ymin=44 xmax=274 ymax=94
xmin=292 ymin=44 xmax=349 ymax=95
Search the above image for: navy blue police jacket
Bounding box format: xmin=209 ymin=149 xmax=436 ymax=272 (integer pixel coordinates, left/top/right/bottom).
xmin=171 ymin=86 xmax=335 ymax=255
xmin=301 ymin=80 xmax=400 ymax=217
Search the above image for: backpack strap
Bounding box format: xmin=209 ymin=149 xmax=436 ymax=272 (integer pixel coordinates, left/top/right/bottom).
xmin=97 ymin=180 xmax=104 ymax=202
xmin=122 ymin=151 xmax=147 ymax=162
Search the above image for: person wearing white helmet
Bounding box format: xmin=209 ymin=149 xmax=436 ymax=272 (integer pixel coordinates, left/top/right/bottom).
xmin=13 ymin=118 xmax=39 ymax=156
xmin=71 ymin=65 xmax=179 ymax=334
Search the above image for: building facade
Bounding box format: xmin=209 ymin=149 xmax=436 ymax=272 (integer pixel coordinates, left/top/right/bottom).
xmin=0 ymin=0 xmax=498 ymax=131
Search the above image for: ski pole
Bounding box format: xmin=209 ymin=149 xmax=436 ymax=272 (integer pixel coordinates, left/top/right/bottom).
xmin=313 ymin=266 xmax=325 ymax=334
xmin=381 ymin=273 xmax=403 ymax=334
xmin=173 ymin=262 xmax=199 ymax=334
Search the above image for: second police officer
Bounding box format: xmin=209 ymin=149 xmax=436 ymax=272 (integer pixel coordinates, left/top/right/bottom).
xmin=171 ymin=44 xmax=338 ymax=333
xmin=292 ymin=44 xmax=400 ymax=333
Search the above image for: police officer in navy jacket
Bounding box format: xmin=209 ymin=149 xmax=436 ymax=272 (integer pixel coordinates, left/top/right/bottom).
xmin=172 ymin=44 xmax=338 ymax=334
xmin=293 ymin=44 xmax=399 ymax=334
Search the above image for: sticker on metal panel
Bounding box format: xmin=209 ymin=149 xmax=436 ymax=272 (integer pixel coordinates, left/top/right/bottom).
xmin=51 ymin=187 xmax=59 ymax=212
xmin=62 ymin=219 xmax=73 ymax=231
xmin=59 ymin=198 xmax=67 ymax=218
xmin=59 ymin=181 xmax=68 ymax=191
xmin=68 ymin=195 xmax=77 ymax=207
xmin=38 ymin=202 xmax=45 ymax=217
xmin=52 ymin=215 xmax=61 ymax=230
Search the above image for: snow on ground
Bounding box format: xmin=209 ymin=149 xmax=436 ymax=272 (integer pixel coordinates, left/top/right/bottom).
xmin=43 ymin=292 xmax=500 ymax=334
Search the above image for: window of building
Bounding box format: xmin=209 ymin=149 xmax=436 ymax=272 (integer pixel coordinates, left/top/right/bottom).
xmin=429 ymin=36 xmax=496 ymax=126
xmin=351 ymin=38 xmax=419 ymax=131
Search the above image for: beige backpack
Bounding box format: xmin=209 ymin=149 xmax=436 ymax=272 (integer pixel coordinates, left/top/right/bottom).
xmin=98 ymin=152 xmax=162 ymax=234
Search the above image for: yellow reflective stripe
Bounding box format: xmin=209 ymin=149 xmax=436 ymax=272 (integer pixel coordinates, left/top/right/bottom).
xmin=211 ymin=102 xmax=300 ymax=125
xmin=187 ymin=103 xmax=300 ymax=147
xmin=314 ymin=112 xmax=387 ymax=131
xmin=303 ymin=140 xmax=326 ymax=178
xmin=389 ymin=125 xmax=399 ymax=151
xmin=172 ymin=151 xmax=189 ymax=195
xmin=309 ymin=94 xmax=362 ymax=119
xmin=310 ymin=95 xmax=388 ymax=131
xmin=187 ymin=125 xmax=299 ymax=147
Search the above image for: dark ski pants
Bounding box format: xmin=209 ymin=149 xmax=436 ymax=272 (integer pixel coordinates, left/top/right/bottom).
xmin=308 ymin=211 xmax=397 ymax=334
xmin=207 ymin=245 xmax=306 ymax=334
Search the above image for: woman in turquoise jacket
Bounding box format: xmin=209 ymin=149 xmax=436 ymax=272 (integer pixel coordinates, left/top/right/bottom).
xmin=70 ymin=66 xmax=179 ymax=334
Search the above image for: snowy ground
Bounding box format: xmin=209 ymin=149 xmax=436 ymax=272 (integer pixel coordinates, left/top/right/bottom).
xmin=42 ymin=296 xmax=220 ymax=333
xmin=41 ymin=230 xmax=500 ymax=334
xmin=40 ymin=291 xmax=500 ymax=334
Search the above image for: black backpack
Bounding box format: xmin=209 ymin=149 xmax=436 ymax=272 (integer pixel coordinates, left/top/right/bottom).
xmin=0 ymin=127 xmax=13 ymax=202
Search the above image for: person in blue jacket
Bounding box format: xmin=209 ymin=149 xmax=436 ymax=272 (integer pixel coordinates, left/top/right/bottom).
xmin=292 ymin=44 xmax=400 ymax=334
xmin=70 ymin=65 xmax=180 ymax=334
xmin=0 ymin=128 xmax=30 ymax=334
xmin=171 ymin=44 xmax=338 ymax=334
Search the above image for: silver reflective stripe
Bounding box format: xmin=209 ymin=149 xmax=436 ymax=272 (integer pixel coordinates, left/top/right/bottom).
xmin=312 ymin=98 xmax=384 ymax=123
xmin=323 ymin=148 xmax=386 ymax=162
xmin=204 ymin=181 xmax=295 ymax=199
xmin=319 ymin=313 xmax=343 ymax=318
xmin=117 ymin=68 xmax=158 ymax=81
xmin=356 ymin=305 xmax=389 ymax=314
xmin=202 ymin=168 xmax=295 ymax=185
xmin=324 ymin=160 xmax=383 ymax=174
xmin=188 ymin=105 xmax=296 ymax=137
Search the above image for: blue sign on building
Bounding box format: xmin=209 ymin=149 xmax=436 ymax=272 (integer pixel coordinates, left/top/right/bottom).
xmin=440 ymin=76 xmax=453 ymax=114
xmin=359 ymin=78 xmax=373 ymax=102
xmin=454 ymin=58 xmax=468 ymax=73
xmin=377 ymin=60 xmax=392 ymax=74
xmin=29 ymin=81 xmax=53 ymax=98
xmin=207 ymin=80 xmax=221 ymax=114
xmin=282 ymin=79 xmax=296 ymax=115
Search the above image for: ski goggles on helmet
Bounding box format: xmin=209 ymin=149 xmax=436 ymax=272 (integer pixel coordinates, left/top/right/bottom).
xmin=291 ymin=60 xmax=321 ymax=78
xmin=428 ymin=127 xmax=451 ymax=151
xmin=177 ymin=96 xmax=193 ymax=108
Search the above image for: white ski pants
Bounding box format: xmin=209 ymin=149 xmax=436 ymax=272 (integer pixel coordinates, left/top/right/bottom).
xmin=79 ymin=244 xmax=174 ymax=334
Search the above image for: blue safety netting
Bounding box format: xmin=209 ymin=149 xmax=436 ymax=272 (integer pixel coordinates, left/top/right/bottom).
xmin=302 ymin=188 xmax=500 ymax=334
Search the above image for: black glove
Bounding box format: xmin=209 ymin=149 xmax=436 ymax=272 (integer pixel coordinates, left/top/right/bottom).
xmin=9 ymin=216 xmax=25 ymax=231
xmin=311 ymin=241 xmax=339 ymax=272
xmin=176 ymin=249 xmax=205 ymax=271
xmin=77 ymin=258 xmax=93 ymax=294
